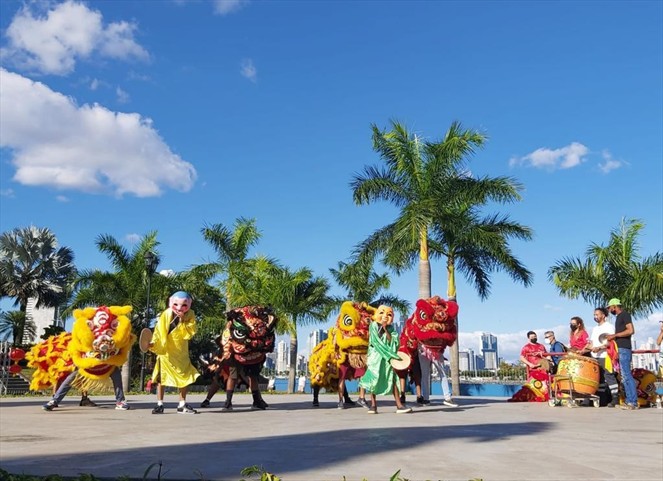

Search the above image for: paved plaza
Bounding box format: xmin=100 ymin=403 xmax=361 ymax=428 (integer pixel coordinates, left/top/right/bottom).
xmin=1 ymin=393 xmax=662 ymax=481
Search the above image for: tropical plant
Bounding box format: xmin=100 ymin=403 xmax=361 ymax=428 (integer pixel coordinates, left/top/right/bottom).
xmin=0 ymin=226 xmax=76 ymax=339
xmin=352 ymin=120 xmax=532 ymax=394
xmin=0 ymin=310 xmax=36 ymax=345
xmin=265 ymin=266 xmax=334 ymax=393
xmin=548 ymin=217 xmax=663 ymax=317
xmin=201 ymin=217 xmax=261 ymax=310
xmin=329 ymin=256 xmax=410 ymax=320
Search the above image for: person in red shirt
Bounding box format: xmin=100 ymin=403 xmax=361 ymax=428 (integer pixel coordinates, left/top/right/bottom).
xmin=519 ymin=331 xmax=548 ymax=382
xmin=569 ymin=316 xmax=590 ymax=356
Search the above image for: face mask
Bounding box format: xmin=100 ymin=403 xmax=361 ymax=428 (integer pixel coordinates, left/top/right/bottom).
xmin=593 ymin=316 xmax=600 ymax=323
xmin=546 ymin=338 xmax=553 ymax=344
xmin=530 ymin=338 xmax=538 ymax=344
xmin=570 ymin=324 xmax=577 ymax=331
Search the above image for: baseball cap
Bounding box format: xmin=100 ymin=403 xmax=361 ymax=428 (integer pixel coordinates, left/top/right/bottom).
xmin=607 ymin=298 xmax=621 ymax=307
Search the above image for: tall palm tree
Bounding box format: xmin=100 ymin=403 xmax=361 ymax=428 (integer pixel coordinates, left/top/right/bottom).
xmin=0 ymin=310 xmax=36 ymax=345
xmin=548 ymin=218 xmax=663 ymax=317
xmin=351 ymin=120 xmax=487 ymax=299
xmin=329 ymin=256 xmax=410 ymax=320
xmin=0 ymin=226 xmax=75 ymax=342
xmin=352 ymin=121 xmax=532 ymax=394
xmin=201 ymin=218 xmax=261 ymax=309
xmin=266 ymin=266 xmax=334 ymax=393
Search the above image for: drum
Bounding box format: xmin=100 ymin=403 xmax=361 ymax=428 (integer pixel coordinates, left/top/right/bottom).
xmin=555 ymin=354 xmax=599 ymax=395
xmin=390 ymin=351 xmax=412 ymax=371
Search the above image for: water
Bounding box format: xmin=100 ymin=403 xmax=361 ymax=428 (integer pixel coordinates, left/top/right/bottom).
xmin=272 ymin=378 xmax=520 ymax=398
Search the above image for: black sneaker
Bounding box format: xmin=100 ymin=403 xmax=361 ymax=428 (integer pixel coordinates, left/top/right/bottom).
xmin=221 ymin=401 xmax=233 ymax=412
xmin=152 ymin=404 xmax=165 ymax=414
xmin=344 ymin=399 xmax=357 ymax=407
xmin=416 ymin=396 xmax=425 ymax=405
xmin=606 ymin=401 xmax=616 ymax=408
xmin=177 ymin=403 xmax=198 ymax=414
xmin=42 ymin=401 xmax=58 ymax=411
xmin=312 ymin=400 xmax=319 ymax=407
xmin=399 ymin=393 xmax=406 ymax=404
xmin=200 ymin=399 xmax=211 ymax=408
xmin=252 ymin=399 xmax=268 ymax=410
xmin=337 ymin=401 xmax=345 ymax=410
xmin=79 ymin=397 xmax=98 ymax=407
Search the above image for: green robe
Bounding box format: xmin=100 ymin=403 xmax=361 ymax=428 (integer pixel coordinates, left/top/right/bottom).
xmin=359 ymin=322 xmax=401 ymax=395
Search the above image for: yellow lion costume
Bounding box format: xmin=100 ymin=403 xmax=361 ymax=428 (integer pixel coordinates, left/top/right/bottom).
xmin=27 ymin=305 xmax=135 ymax=392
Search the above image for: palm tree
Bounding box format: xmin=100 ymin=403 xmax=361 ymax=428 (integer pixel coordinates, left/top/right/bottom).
xmin=0 ymin=226 xmax=75 ymax=342
xmin=329 ymin=256 xmax=410 ymax=320
xmin=266 ymin=266 xmax=334 ymax=393
xmin=201 ymin=218 xmax=261 ymax=309
xmin=0 ymin=310 xmax=36 ymax=345
xmin=352 ymin=121 xmax=532 ymax=394
xmin=548 ymin=218 xmax=663 ymax=317
xmin=351 ymin=120 xmax=487 ymax=299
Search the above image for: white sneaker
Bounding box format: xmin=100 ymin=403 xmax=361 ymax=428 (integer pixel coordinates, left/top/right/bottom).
xmin=442 ymin=399 xmax=459 ymax=407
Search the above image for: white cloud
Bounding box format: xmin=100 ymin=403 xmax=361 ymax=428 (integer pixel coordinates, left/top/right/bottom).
xmin=509 ymin=142 xmax=589 ymax=171
xmin=0 ymin=189 xmax=15 ymax=198
xmin=214 ymin=0 xmax=249 ymax=16
xmin=2 ymin=0 xmax=149 ymax=76
xmin=55 ymin=195 xmax=69 ymax=202
xmin=90 ymin=78 xmax=100 ymax=90
xmin=125 ymin=233 xmax=141 ymax=243
xmin=0 ymin=69 xmax=197 ymax=197
xmin=543 ymin=304 xmax=563 ymax=312
xmin=240 ymin=58 xmax=257 ymax=83
xmin=598 ymin=150 xmax=624 ymax=174
xmin=116 ymin=86 xmax=130 ymax=104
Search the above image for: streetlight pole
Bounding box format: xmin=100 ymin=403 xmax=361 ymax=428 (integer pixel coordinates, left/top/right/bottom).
xmin=140 ymin=250 xmax=158 ymax=392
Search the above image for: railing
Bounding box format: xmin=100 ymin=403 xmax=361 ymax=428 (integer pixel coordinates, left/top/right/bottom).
xmin=0 ymin=340 xmax=11 ymax=395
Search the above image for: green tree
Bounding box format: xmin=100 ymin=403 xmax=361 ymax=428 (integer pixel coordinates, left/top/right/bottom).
xmin=548 ymin=218 xmax=663 ymax=317
xmin=329 ymin=256 xmax=410 ymax=320
xmin=201 ymin=218 xmax=261 ymax=309
xmin=352 ymin=121 xmax=532 ymax=394
xmin=265 ymin=266 xmax=334 ymax=393
xmin=0 ymin=226 xmax=75 ymax=343
xmin=0 ymin=310 xmax=36 ymax=345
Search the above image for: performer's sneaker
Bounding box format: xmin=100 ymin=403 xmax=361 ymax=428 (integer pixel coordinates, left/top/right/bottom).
xmin=177 ymin=403 xmax=198 ymax=414
xmin=200 ymin=399 xmax=211 ymax=408
xmin=619 ymin=403 xmax=639 ymax=410
xmin=337 ymin=401 xmax=345 ymax=410
xmin=80 ymin=397 xmax=98 ymax=407
xmin=251 ymin=399 xmax=269 ymax=410
xmin=357 ymin=397 xmax=369 ymax=408
xmin=416 ymin=396 xmax=430 ymax=406
xmin=399 ymin=393 xmax=406 ymax=404
xmin=115 ymin=401 xmax=130 ymax=410
xmin=312 ymin=400 xmax=319 ymax=407
xmin=606 ymin=401 xmax=616 ymax=408
xmin=442 ymin=399 xmax=459 ymax=408
xmin=221 ymin=401 xmax=233 ymax=412
xmin=367 ymin=407 xmax=377 ymax=414
xmin=396 ymin=407 xmax=413 ymax=414
xmin=151 ymin=404 xmax=165 ymax=414
xmin=42 ymin=401 xmax=58 ymax=411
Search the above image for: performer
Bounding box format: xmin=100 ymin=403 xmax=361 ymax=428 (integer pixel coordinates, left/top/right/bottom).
xmin=149 ymin=291 xmax=200 ymax=414
xmin=359 ymin=305 xmax=411 ymax=414
xmin=35 ymin=305 xmax=135 ymax=411
xmin=509 ymin=331 xmax=549 ymax=402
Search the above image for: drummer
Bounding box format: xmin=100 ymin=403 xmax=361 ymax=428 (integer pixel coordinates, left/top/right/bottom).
xmin=519 ymin=331 xmax=548 ymax=382
xmin=359 ymin=305 xmax=412 ymax=414
xmin=568 ymin=317 xmax=591 ymax=356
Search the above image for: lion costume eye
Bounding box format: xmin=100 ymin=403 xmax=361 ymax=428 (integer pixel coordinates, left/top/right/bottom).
xmin=419 ymin=310 xmax=427 ymax=320
xmin=343 ymin=314 xmax=353 ymax=327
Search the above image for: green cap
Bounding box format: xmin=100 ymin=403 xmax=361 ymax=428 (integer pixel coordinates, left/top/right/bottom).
xmin=607 ymin=298 xmax=621 ymax=307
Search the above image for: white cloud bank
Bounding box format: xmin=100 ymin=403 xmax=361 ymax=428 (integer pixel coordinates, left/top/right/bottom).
xmin=214 ymin=0 xmax=249 ymax=16
xmin=1 ymin=0 xmax=149 ymax=76
xmin=0 ymin=69 xmax=197 ymax=197
xmin=509 ymin=142 xmax=589 ymax=171
xmin=240 ymin=58 xmax=257 ymax=82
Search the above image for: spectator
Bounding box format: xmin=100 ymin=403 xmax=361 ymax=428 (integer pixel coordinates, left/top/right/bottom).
xmin=569 ymin=316 xmax=590 ymax=355
xmin=605 ymin=299 xmax=638 ymax=410
xmin=544 ymin=331 xmax=566 ymax=372
xmin=589 ymin=307 xmax=619 ymax=407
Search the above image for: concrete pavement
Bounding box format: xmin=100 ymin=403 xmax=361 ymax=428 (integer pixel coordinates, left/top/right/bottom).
xmin=1 ymin=393 xmax=662 ymax=481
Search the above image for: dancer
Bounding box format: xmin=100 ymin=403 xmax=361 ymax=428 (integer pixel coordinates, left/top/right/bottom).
xmin=359 ymin=305 xmax=411 ymax=414
xmin=149 ymin=291 xmax=200 ymax=414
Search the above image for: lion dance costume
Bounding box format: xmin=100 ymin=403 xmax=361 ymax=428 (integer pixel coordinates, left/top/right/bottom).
xmin=395 ymin=296 xmax=459 ymax=402
xmin=308 ymin=301 xmax=375 ymax=407
xmin=27 ymin=306 xmax=135 ymax=405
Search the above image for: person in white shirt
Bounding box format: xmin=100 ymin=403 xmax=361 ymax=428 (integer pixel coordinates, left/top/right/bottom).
xmin=589 ymin=307 xmax=619 ymax=407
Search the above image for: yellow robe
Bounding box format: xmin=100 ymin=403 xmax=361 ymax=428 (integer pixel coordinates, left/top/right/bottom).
xmin=151 ymin=308 xmax=200 ymax=388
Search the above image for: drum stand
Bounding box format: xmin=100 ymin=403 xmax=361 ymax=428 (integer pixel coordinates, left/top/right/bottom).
xmin=548 ymin=373 xmax=600 ymax=408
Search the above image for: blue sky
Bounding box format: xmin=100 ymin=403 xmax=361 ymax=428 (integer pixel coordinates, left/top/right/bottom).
xmin=1 ymin=0 xmax=661 ymax=362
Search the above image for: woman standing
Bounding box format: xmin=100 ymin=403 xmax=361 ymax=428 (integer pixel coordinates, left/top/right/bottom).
xmin=569 ymin=316 xmax=590 ymax=356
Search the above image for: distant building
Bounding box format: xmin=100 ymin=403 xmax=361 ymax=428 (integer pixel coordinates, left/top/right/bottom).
xmin=308 ymin=329 xmax=327 ymax=354
xmin=634 ymin=338 xmax=657 ymax=371
xmin=481 ymin=332 xmax=499 ymax=370
xmin=276 ymin=339 xmax=289 ymax=373
xmin=24 ymin=298 xmax=62 ymax=344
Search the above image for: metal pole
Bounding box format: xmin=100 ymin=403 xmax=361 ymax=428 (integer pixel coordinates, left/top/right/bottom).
xmin=139 ymin=271 xmax=152 ymax=392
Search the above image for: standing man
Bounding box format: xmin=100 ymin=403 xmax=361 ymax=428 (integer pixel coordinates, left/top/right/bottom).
xmin=589 ymin=307 xmax=619 ymax=407
xmin=544 ymin=331 xmax=566 ymax=373
xmin=150 ymin=291 xmax=200 ymax=414
xmin=605 ymin=298 xmax=638 ymax=410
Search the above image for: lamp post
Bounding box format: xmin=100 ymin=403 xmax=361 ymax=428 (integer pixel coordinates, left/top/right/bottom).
xmin=140 ymin=250 xmax=158 ymax=391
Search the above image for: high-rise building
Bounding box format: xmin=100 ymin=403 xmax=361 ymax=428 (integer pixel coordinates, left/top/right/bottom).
xmin=481 ymin=332 xmax=499 ymax=370
xmin=308 ymin=329 xmax=327 ymax=354
xmin=24 ymin=297 xmax=61 ymax=344
xmin=276 ymin=339 xmax=289 ymax=373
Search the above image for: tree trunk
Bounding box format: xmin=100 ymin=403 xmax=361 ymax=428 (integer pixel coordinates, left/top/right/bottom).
xmin=121 ymin=358 xmax=131 ymax=393
xmin=418 ymin=229 xmax=432 ymax=299
xmin=447 ymin=256 xmax=460 ymax=396
xmin=287 ymin=334 xmax=298 ymax=394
